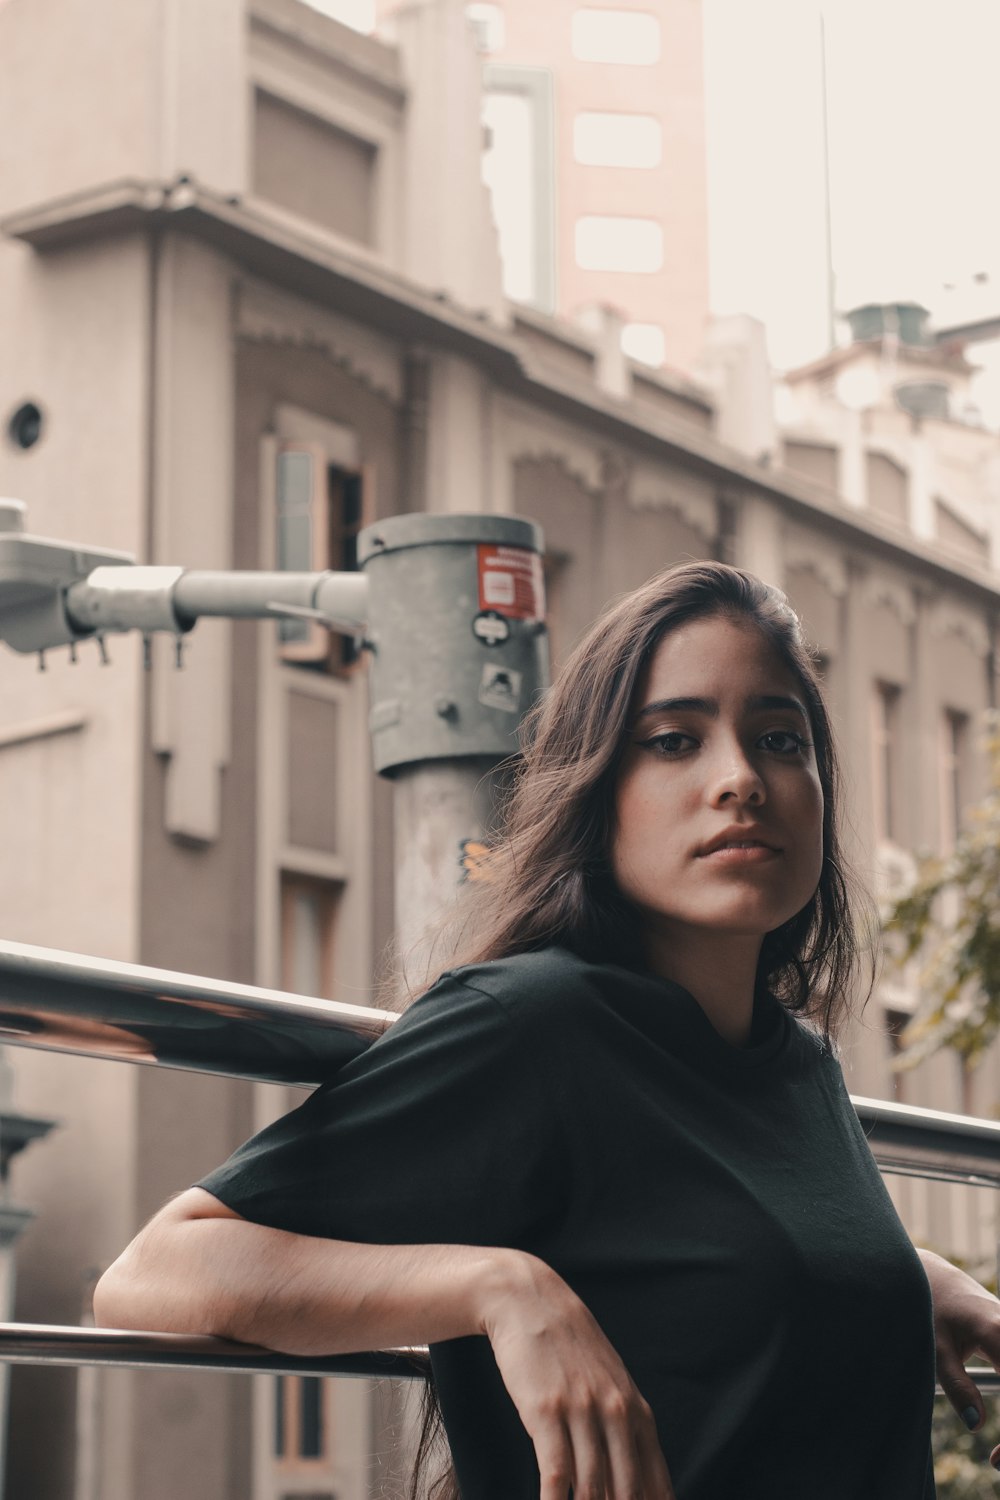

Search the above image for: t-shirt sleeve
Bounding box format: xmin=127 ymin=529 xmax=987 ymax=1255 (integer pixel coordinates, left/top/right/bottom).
xmin=196 ymin=971 xmax=567 ymax=1250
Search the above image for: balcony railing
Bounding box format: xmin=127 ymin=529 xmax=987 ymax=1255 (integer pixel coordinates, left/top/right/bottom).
xmin=0 ymin=937 xmax=997 ymax=1389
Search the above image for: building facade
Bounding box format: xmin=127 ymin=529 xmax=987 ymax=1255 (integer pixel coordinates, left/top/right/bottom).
xmin=375 ymin=0 xmax=711 ymax=372
xmin=0 ymin=1 xmax=999 ymax=1496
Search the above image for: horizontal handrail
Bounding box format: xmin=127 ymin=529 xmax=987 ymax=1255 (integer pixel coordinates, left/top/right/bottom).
xmin=0 ymin=1323 xmax=424 ymax=1379
xmin=0 ymin=1323 xmax=995 ymax=1392
xmin=0 ymin=938 xmax=393 ymax=1086
xmin=3 ymin=939 xmax=1000 ymax=1188
xmin=4 ymin=938 xmax=1000 ymax=1389
xmin=854 ymin=1096 xmax=1000 ymax=1189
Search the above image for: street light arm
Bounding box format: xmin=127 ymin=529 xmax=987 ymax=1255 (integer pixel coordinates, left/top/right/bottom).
xmin=63 ymin=567 xmax=369 ymax=639
xmin=0 ymin=503 xmax=370 ymax=655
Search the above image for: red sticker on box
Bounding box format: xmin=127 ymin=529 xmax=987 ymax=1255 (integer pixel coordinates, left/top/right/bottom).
xmin=477 ymin=546 xmax=545 ymax=621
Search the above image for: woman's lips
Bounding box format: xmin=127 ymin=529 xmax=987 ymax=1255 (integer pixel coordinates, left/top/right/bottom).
xmin=698 ymin=843 xmax=780 ymax=864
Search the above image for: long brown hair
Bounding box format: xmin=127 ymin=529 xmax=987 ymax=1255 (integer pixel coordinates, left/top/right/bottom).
xmin=407 ymin=560 xmax=874 ymax=1498
xmin=415 ymin=559 xmax=870 ymax=1032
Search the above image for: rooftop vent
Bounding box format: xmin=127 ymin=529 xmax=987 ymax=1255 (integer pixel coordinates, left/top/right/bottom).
xmin=847 ymin=302 xmax=930 ymax=347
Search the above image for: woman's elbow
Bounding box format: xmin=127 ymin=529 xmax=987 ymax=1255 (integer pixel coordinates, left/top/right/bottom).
xmin=93 ymin=1192 xmax=224 ymax=1333
xmin=93 ymin=1248 xmax=149 ymax=1331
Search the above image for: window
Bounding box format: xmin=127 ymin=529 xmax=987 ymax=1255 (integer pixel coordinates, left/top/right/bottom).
xmin=274 ymin=878 xmax=342 ymax=1474
xmin=274 ymin=1374 xmax=330 ymax=1465
xmin=621 ymin=322 xmax=665 ymax=367
xmin=481 ymin=67 xmax=556 ymax=311
xmin=253 ymin=90 xmax=377 ymax=245
xmin=571 ymin=8 xmax=661 ymax=64
xmin=275 ymin=444 xmax=367 ymax=672
xmin=573 ymin=112 xmax=661 ymax=168
xmin=483 ymin=91 xmax=536 ymax=303
xmin=872 ymin=681 xmax=902 ymax=843
xmin=575 ymin=216 xmax=663 ymax=273
xmin=940 ymin=708 xmax=969 ymax=850
xmin=281 ymin=874 xmax=341 ymax=998
xmin=541 ymin=546 xmax=570 ymax=664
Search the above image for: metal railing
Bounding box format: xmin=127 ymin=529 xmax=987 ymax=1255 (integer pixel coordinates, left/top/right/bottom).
xmin=1 ymin=937 xmax=999 ymax=1389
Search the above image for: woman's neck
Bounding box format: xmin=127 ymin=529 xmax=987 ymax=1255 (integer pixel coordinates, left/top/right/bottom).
xmin=641 ymin=929 xmax=763 ymax=1048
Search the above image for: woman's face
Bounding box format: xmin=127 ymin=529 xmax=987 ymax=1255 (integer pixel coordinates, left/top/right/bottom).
xmin=611 ymin=613 xmax=825 ymax=953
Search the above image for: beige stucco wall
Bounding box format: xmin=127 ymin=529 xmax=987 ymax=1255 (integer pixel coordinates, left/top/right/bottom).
xmin=867 ymin=450 xmax=909 ymax=525
xmin=0 ymin=0 xmax=246 ymax=218
xmin=784 ymin=439 xmax=839 ymax=492
xmin=781 ymin=349 xmax=1000 ymax=568
xmin=0 ymin=229 xmax=151 ymax=1500
xmin=0 ymin=229 xmax=150 ymax=965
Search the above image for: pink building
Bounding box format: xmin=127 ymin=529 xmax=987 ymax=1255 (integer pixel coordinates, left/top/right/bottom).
xmin=378 ymin=0 xmax=711 ymax=374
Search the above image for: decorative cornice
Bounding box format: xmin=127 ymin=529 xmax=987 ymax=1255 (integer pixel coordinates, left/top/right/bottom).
xmin=500 ymin=406 xmax=604 ymax=495
xmin=628 ymin=460 xmax=716 ymax=539
xmin=236 ymin=278 xmax=403 ymax=406
xmin=862 ymin=573 xmax=917 ymax=627
xmin=784 ymin=534 xmax=849 ymax=598
xmin=927 ymin=600 xmax=992 ymax=658
xmin=0 ymin=1204 xmax=34 ymax=1249
xmin=0 ymin=1112 xmax=57 ymax=1182
xmin=5 ymin=178 xmax=1000 ymax=612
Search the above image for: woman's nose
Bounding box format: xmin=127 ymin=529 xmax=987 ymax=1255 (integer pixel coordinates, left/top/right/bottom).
xmin=709 ymin=747 xmax=765 ymax=806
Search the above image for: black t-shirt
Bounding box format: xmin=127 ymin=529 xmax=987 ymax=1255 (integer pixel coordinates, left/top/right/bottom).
xmin=198 ymin=946 xmax=937 ymax=1500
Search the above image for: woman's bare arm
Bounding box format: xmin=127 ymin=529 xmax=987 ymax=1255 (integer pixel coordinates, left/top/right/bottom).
xmin=95 ymin=1187 xmax=676 ymax=1500
xmin=94 ymin=1186 xmax=521 ymax=1354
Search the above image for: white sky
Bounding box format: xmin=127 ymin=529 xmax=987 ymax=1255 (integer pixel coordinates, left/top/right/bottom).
xmin=307 ymin=0 xmax=1000 ymax=372
xmin=703 ymin=0 xmax=1000 ymax=369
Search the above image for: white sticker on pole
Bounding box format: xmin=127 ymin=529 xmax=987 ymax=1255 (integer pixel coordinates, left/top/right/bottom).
xmin=477 ymin=546 xmax=545 ymax=621
xmin=478 ymin=664 xmax=522 ymax=714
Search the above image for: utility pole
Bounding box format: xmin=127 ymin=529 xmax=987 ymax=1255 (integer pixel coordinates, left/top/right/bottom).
xmin=359 ymin=513 xmax=547 ymax=978
xmin=0 ymin=499 xmax=549 ymax=974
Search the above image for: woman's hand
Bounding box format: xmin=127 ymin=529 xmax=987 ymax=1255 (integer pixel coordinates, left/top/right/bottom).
xmin=99 ymin=1194 xmax=674 ymax=1497
xmin=478 ymin=1251 xmax=676 ymax=1500
xmin=917 ymin=1248 xmax=1000 ymax=1469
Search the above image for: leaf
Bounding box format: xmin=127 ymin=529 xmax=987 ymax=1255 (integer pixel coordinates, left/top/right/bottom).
xmin=879 ymin=713 xmax=1000 ymax=1068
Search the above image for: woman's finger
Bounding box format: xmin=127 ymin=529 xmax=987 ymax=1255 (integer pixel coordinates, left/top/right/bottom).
xmin=533 ymin=1418 xmax=575 ymax=1500
xmin=565 ymin=1406 xmax=609 ymax=1500
xmin=601 ymin=1403 xmax=647 ymax=1500
xmin=935 ymin=1340 xmax=984 ymax=1431
xmin=633 ymin=1408 xmax=678 ymax=1500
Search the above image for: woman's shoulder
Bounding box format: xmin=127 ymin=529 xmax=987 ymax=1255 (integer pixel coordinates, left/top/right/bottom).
xmin=426 ymin=946 xmax=599 ymax=1030
xmin=367 ymin=949 xmax=595 ymax=1073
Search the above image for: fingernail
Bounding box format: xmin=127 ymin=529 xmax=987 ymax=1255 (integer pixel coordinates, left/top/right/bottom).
xmin=962 ymin=1405 xmax=979 ymax=1430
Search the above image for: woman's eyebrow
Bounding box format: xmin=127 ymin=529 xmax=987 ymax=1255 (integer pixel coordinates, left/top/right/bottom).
xmin=633 ymin=694 xmax=808 ymax=722
xmin=750 ymin=694 xmax=809 ymax=719
xmin=634 ymin=696 xmax=717 ymax=721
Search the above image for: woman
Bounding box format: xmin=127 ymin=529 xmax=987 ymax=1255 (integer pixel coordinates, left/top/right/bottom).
xmin=96 ymin=562 xmax=1000 ymax=1499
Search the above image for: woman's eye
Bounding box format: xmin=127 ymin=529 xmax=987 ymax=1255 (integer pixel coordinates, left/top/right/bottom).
xmin=645 ymin=732 xmax=695 ymax=756
xmin=760 ymin=730 xmax=810 ymax=755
